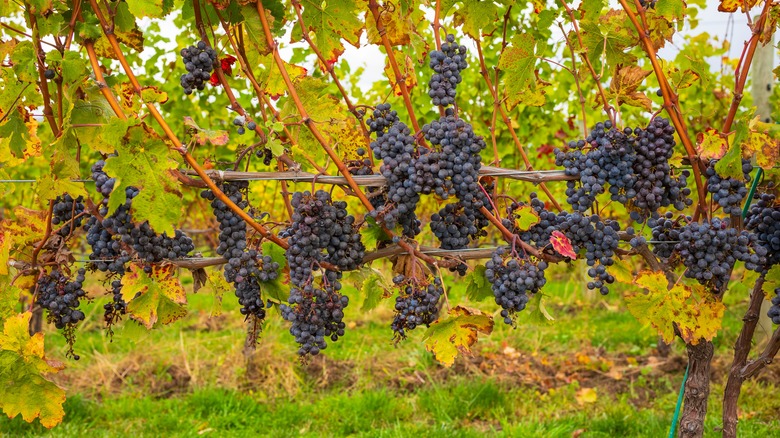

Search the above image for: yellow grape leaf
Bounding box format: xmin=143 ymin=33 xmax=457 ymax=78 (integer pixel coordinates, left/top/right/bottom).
xmin=0 ymin=312 xmax=66 ymax=428
xmin=383 ymin=50 xmax=417 ymax=96
xmin=0 ymin=207 xmax=48 ymax=276
xmin=744 ymin=117 xmax=780 ymax=170
xmin=763 ymin=265 xmax=780 ymax=300
xmin=291 ymin=0 xmax=363 ymax=65
xmin=183 ymin=116 xmax=230 ymax=146
xmin=122 ymin=263 xmax=187 ymax=328
xmin=423 ymin=306 xmax=493 ymax=367
xmin=35 ymin=175 xmax=88 ymax=203
xmin=575 ymin=387 xmax=598 ymax=405
xmin=498 ymin=33 xmax=546 ymax=109
xmin=603 ymin=64 xmax=652 ymax=111
xmin=696 ymin=128 xmax=728 ymax=160
xmin=626 ymin=271 xmax=724 ymax=345
xmin=610 ymin=256 xmax=634 ymax=285
xmin=718 ymin=0 xmax=760 ymax=13
xmin=206 ymin=268 xmax=230 ymax=317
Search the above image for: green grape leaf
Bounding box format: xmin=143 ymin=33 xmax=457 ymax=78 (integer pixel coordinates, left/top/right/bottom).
xmin=655 ymin=0 xmax=685 ymax=21
xmin=465 ymin=265 xmax=493 ymax=302
xmin=103 ymin=125 xmax=182 ymax=235
xmin=578 ymin=10 xmax=638 ymax=73
xmin=123 ymin=263 xmax=187 ymax=328
xmin=498 ymin=33 xmax=546 ymax=109
xmin=261 ymin=277 xmax=290 ymax=305
xmin=60 ymin=51 xmax=88 ymax=85
xmin=291 ymin=0 xmax=363 ymax=64
xmin=344 ymin=266 xmax=391 ymax=311
xmin=510 ymin=205 xmax=540 ymax=232
xmin=0 ymin=108 xmax=34 ymax=159
xmin=0 ymin=312 xmax=66 ymax=429
xmin=241 ymin=4 xmax=272 ymax=56
xmin=261 ymin=241 xmax=287 ymax=272
xmin=452 ymin=0 xmax=499 ymax=38
xmin=522 ymin=293 xmax=555 ymax=325
xmin=10 ymin=41 xmax=37 ymax=83
xmin=183 ymin=116 xmax=229 ymax=146
xmin=626 ymin=271 xmax=724 ymax=345
xmin=714 ymin=121 xmax=747 ymax=179
xmin=423 ymin=306 xmax=493 ymax=367
xmin=360 ymin=216 xmax=389 ymax=250
xmin=35 ymin=175 xmax=88 ymax=202
xmin=125 ymin=0 xmax=164 ymax=18
xmin=140 ymin=86 xmax=168 ymax=105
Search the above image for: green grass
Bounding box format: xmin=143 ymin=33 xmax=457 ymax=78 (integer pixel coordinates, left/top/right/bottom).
xmin=2 ymin=266 xmax=779 ymax=437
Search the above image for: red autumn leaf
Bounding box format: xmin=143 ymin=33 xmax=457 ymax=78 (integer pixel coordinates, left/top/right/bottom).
xmin=550 ymin=230 xmax=576 ymax=259
xmin=210 ymin=55 xmax=237 ymax=86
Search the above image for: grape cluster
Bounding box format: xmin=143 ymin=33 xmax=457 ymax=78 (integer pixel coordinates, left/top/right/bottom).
xmin=675 ymin=217 xmax=766 ymax=292
xmin=52 ymin=194 xmax=85 ymax=237
xmin=422 ymin=109 xmax=490 ymax=248
xmin=428 ymin=34 xmax=468 ymax=107
xmin=555 ymin=121 xmax=637 ymax=212
xmin=280 ymin=190 xmax=363 ymax=356
xmin=180 ymin=41 xmax=217 ymax=94
xmin=502 ymin=193 xmax=619 ymax=294
xmin=103 ymin=279 xmax=126 ymax=331
xmin=131 ymin=224 xmax=195 ymax=265
xmin=202 ymin=181 xmax=273 ymax=318
xmin=368 ymin=104 xmax=420 ymax=236
xmin=745 ymin=193 xmax=780 ymax=267
xmin=768 ymin=287 xmax=780 ymax=324
xmin=281 ymin=270 xmax=348 ymax=356
xmin=554 ymin=118 xmax=692 ymax=220
xmin=391 ymin=274 xmax=443 ymax=339
xmin=37 ymin=269 xmax=87 ymax=330
xmin=84 ymin=161 xmax=134 ymax=274
xmin=232 ymin=115 xmax=257 ymax=136
xmin=629 ymin=118 xmax=692 ymax=218
xmin=485 ymin=247 xmax=547 ymax=325
xmin=705 ymin=159 xmax=752 ymax=216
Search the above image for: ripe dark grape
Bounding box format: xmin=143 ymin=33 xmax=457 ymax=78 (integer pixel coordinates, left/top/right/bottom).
xmin=428 ymin=34 xmax=467 ymax=107
xmin=130 ymin=223 xmax=194 ymax=264
xmin=104 ymin=279 xmax=126 ymax=333
xmin=180 ymin=41 xmax=217 ymax=95
xmin=202 ymin=181 xmax=272 ymax=319
xmin=745 ymin=193 xmax=780 ymax=267
xmin=52 ymin=194 xmax=85 ymax=237
xmin=44 ymin=68 xmax=55 ymax=79
xmin=391 ymin=274 xmax=443 ymax=339
xmin=648 ymin=212 xmax=685 ymax=262
xmin=367 ymin=104 xmax=420 ymax=237
xmin=705 ymin=159 xmax=752 ymax=216
xmin=247 ymin=121 xmax=257 ymax=131
xmin=485 ymin=247 xmax=547 ymax=325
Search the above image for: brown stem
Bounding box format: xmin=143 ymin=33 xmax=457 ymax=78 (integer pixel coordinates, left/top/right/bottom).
xmin=433 ymin=0 xmax=442 ymax=50
xmin=618 ymin=0 xmax=708 ymax=221
xmin=559 ymin=0 xmax=616 ymax=124
xmin=290 ymin=0 xmax=371 ymax=143
xmin=30 ymin=201 xmax=54 ymax=269
xmin=722 ymin=0 xmax=774 ymax=133
xmin=87 ymin=0 xmax=287 ymax=250
xmin=192 ymin=0 xmax=268 ymax=145
xmin=741 ymin=326 xmax=780 ymax=379
xmin=367 ymin=0 xmax=421 ymax=134
xmin=722 ymin=276 xmax=766 ymax=438
xmin=25 ymin=8 xmax=60 ymax=136
xmin=85 ymin=41 xmax=127 ymax=120
xmin=473 ymin=39 xmax=562 ymax=212
xmin=678 ymin=340 xmax=714 ymax=438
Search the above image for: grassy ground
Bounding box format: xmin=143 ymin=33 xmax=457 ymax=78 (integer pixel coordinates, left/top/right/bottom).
xmin=3 ymin=263 xmax=779 ymax=437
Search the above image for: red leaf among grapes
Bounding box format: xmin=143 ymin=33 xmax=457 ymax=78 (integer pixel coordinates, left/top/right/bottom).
xmin=550 ymin=230 xmax=576 ymax=259
xmin=209 ymin=56 xmax=237 ymax=86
